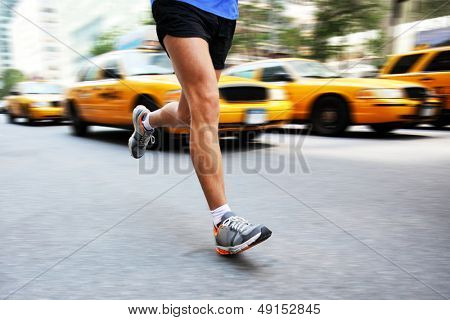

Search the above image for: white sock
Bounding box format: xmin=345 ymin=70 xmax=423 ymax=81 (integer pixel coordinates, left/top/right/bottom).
xmin=142 ymin=113 xmax=154 ymax=131
xmin=211 ymin=204 xmax=231 ymax=227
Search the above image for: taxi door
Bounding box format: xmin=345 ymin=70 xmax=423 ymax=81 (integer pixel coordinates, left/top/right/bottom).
xmin=6 ymin=84 xmax=22 ymax=117
xmin=95 ymin=55 xmax=133 ymax=126
xmin=415 ymin=49 xmax=450 ymax=110
xmin=72 ymin=65 xmax=102 ymax=122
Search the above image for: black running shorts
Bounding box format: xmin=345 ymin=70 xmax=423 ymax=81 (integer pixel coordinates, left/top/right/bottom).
xmin=151 ymin=0 xmax=236 ymax=70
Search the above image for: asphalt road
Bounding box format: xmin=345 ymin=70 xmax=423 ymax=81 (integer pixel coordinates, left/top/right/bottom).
xmin=1 ymin=115 xmax=449 ymax=300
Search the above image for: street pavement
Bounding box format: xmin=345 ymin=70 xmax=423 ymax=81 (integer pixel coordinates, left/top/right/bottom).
xmin=1 ymin=115 xmax=449 ymax=299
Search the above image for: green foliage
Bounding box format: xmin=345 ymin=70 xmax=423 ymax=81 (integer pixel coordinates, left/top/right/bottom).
xmin=365 ymin=30 xmax=387 ymax=57
xmin=312 ymin=0 xmax=385 ymax=61
xmin=89 ymin=29 xmax=122 ymax=57
xmin=279 ymin=27 xmax=308 ymax=56
xmin=141 ymin=10 xmax=155 ymax=25
xmin=409 ymin=0 xmax=450 ymax=21
xmin=0 ymin=69 xmax=25 ymax=98
xmin=232 ymin=0 xmax=286 ymax=55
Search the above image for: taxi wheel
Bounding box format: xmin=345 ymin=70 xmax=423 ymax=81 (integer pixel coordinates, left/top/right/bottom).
xmin=26 ymin=116 xmax=35 ymax=126
xmin=69 ymin=104 xmax=88 ymax=136
xmin=311 ymin=96 xmax=349 ymax=136
xmin=432 ymin=116 xmax=449 ymax=129
xmin=370 ymin=123 xmax=398 ymax=135
xmin=8 ymin=113 xmax=15 ymax=123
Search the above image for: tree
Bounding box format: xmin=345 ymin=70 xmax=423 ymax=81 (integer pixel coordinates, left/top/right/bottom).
xmin=312 ymin=0 xmax=386 ymax=61
xmin=0 ymin=69 xmax=25 ymax=98
xmin=231 ymin=0 xmax=286 ymax=55
xmin=409 ymin=0 xmax=450 ymax=21
xmin=365 ymin=30 xmax=387 ymax=57
xmin=141 ymin=9 xmax=155 ymax=25
xmin=89 ymin=29 xmax=122 ymax=57
xmin=279 ymin=27 xmax=309 ymax=56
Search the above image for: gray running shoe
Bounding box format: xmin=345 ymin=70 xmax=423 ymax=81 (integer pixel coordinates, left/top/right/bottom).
xmin=214 ymin=212 xmax=272 ymax=255
xmin=128 ymin=105 xmax=155 ymax=159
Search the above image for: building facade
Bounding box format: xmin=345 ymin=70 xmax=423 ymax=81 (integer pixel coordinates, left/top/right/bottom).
xmin=11 ymin=0 xmax=62 ymax=80
xmin=57 ymin=0 xmax=149 ymax=82
xmin=0 ymin=0 xmax=18 ymax=74
xmin=10 ymin=0 xmax=149 ymax=83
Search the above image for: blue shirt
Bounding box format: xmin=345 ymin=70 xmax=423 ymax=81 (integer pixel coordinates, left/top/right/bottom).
xmin=151 ymin=0 xmax=239 ymax=20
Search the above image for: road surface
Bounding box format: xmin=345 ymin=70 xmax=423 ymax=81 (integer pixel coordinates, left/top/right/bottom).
xmin=1 ymin=115 xmax=449 ymax=299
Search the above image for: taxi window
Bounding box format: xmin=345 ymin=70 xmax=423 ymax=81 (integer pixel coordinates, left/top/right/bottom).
xmin=83 ymin=65 xmax=100 ymax=81
xmin=229 ymin=67 xmax=257 ymax=79
xmin=262 ymin=65 xmax=286 ymax=82
xmin=424 ymin=50 xmax=450 ymax=72
xmin=77 ymin=67 xmax=88 ymax=82
xmin=388 ymin=53 xmax=424 ymax=74
xmin=100 ymin=57 xmax=120 ymax=79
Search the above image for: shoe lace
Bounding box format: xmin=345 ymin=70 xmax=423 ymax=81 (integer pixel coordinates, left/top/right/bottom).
xmin=222 ymin=216 xmax=250 ymax=233
xmin=138 ymin=132 xmax=155 ymax=145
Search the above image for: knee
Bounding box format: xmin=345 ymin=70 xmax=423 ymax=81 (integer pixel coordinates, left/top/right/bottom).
xmin=189 ymin=90 xmax=220 ymax=124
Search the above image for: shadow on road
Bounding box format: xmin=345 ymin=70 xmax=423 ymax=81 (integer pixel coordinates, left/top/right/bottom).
xmin=268 ymin=127 xmax=433 ymax=141
xmin=8 ymin=120 xmax=69 ymax=127
xmin=412 ymin=125 xmax=450 ymax=132
xmin=77 ymin=128 xmax=275 ymax=154
xmin=182 ymin=247 xmax=264 ymax=272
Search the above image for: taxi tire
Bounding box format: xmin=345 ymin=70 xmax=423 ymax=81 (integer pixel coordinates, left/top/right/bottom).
xmin=8 ymin=113 xmax=15 ymax=123
xmin=432 ymin=116 xmax=449 ymax=129
xmin=26 ymin=116 xmax=35 ymax=126
xmin=311 ymin=96 xmax=349 ymax=136
xmin=69 ymin=104 xmax=88 ymax=137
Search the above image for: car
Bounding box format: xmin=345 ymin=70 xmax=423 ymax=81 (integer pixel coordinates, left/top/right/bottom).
xmin=65 ymin=49 xmax=293 ymax=143
xmin=224 ymin=58 xmax=441 ymax=135
xmin=0 ymin=100 xmax=7 ymax=114
xmin=5 ymin=81 xmax=66 ymax=125
xmin=379 ymin=46 xmax=450 ymax=128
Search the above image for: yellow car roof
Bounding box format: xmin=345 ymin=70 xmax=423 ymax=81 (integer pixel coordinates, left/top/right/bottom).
xmin=389 ymin=45 xmax=450 ymax=56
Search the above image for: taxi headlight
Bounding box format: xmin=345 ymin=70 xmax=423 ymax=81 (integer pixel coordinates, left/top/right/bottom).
xmin=269 ymin=88 xmax=286 ymax=101
xmin=32 ymin=101 xmax=50 ymax=108
xmin=164 ymin=89 xmax=181 ymax=103
xmin=357 ymin=88 xmax=404 ymax=99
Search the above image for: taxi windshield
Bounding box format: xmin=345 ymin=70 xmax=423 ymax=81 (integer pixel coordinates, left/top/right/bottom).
xmin=21 ymin=82 xmax=63 ymax=94
xmin=123 ymin=51 xmax=174 ymax=76
xmin=288 ymin=60 xmax=340 ymax=78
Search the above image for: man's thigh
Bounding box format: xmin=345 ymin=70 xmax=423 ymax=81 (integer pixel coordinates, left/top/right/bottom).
xmin=163 ymin=36 xmax=218 ymax=108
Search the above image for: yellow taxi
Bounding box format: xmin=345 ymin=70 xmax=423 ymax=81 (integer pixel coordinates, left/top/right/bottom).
xmin=65 ymin=49 xmax=292 ymax=142
xmin=224 ymin=58 xmax=441 ymax=135
xmin=380 ymin=46 xmax=449 ymax=127
xmin=6 ymin=81 xmax=65 ymax=125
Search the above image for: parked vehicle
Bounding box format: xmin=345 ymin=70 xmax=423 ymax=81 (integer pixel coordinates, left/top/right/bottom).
xmin=0 ymin=100 xmax=7 ymax=114
xmin=380 ymin=46 xmax=449 ymax=128
xmin=225 ymin=58 xmax=441 ymax=135
xmin=6 ymin=81 xmax=65 ymax=125
xmin=65 ymin=49 xmax=293 ymax=143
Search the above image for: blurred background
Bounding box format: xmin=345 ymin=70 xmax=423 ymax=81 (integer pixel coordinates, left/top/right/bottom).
xmin=0 ymin=0 xmax=449 ymax=88
xmin=1 ymin=0 xmax=450 ymax=300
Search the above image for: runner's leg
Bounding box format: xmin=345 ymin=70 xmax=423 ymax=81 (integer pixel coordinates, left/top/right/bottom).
xmin=160 ymin=36 xmax=226 ymax=210
xmin=147 ymin=71 xmax=222 ymax=129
